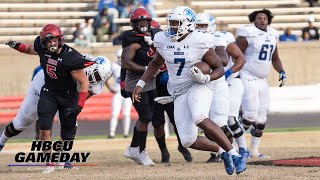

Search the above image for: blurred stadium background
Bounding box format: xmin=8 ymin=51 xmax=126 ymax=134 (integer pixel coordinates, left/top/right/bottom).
xmin=0 ymin=0 xmax=320 ymax=137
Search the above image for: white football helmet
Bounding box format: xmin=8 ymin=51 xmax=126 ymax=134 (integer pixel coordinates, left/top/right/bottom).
xmin=195 ymin=13 xmax=216 ymax=34
xmin=85 ymin=56 xmax=112 ymax=84
xmin=167 ymin=6 xmax=196 ymax=41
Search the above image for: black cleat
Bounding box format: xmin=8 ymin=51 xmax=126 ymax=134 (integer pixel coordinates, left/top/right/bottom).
xmin=207 ymin=153 xmax=222 ymax=163
xmin=178 ymin=145 xmax=193 ymax=162
xmin=161 ymin=148 xmax=170 ymax=163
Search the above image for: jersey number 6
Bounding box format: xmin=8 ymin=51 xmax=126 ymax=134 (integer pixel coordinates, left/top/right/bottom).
xmin=258 ymin=44 xmax=274 ymax=61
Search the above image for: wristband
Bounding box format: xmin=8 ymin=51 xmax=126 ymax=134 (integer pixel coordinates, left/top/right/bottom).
xmin=137 ymin=79 xmax=146 ymax=89
xmin=224 ymin=69 xmax=233 ymax=79
xmin=78 ymin=91 xmax=88 ymax=108
xmin=16 ymin=43 xmax=27 ymax=53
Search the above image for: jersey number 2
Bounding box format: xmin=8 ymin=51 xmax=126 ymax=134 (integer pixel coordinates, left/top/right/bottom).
xmin=174 ymin=58 xmax=185 ymax=76
xmin=258 ymin=44 xmax=274 ymax=61
xmin=46 ymin=64 xmax=57 ymax=79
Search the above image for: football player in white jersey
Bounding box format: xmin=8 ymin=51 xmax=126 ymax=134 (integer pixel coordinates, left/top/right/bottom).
xmin=132 ymin=6 xmax=246 ymax=175
xmin=0 ymin=55 xmax=112 ymax=152
xmin=195 ymin=13 xmax=247 ymax=162
xmin=106 ymin=49 xmax=132 ymax=138
xmin=235 ymin=9 xmax=286 ymax=158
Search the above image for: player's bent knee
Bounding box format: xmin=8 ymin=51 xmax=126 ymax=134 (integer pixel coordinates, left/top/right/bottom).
xmin=228 ymin=119 xmax=244 ymax=138
xmin=220 ymin=125 xmax=233 ymax=139
xmin=5 ymin=122 xmax=22 ymax=137
xmin=180 ymin=136 xmax=197 ymax=148
xmin=250 ymin=128 xmax=263 ymax=137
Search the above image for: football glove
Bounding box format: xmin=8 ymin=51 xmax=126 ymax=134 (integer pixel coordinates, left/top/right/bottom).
xmin=65 ymin=105 xmax=82 ymax=119
xmin=6 ymin=41 xmax=20 ymax=49
xmin=189 ymin=66 xmax=211 ymax=84
xmin=144 ymin=35 xmax=153 ymax=46
xmin=279 ymin=70 xmax=286 ymax=87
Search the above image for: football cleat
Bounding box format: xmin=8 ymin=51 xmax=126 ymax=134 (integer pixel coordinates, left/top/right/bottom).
xmin=239 ymin=148 xmax=250 ymax=161
xmin=251 ymin=153 xmax=271 ymax=159
xmin=139 ymin=150 xmax=155 ymax=166
xmin=221 ymin=152 xmax=234 ymax=175
xmin=232 ymin=155 xmax=247 ymax=175
xmin=178 ymin=145 xmax=193 ymax=162
xmin=124 ymin=147 xmax=142 ymax=164
xmin=206 ymin=153 xmax=222 ymax=163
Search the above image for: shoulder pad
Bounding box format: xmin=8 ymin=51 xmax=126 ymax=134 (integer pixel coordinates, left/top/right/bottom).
xmin=237 ymin=25 xmax=258 ymax=37
xmin=121 ymin=30 xmax=144 ymax=48
xmin=267 ymin=27 xmax=279 ymax=39
xmin=191 ymin=31 xmax=214 ymax=48
xmin=154 ymin=31 xmax=168 ymax=49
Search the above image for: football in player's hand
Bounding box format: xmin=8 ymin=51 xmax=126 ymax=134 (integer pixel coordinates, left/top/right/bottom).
xmin=194 ymin=62 xmax=211 ymax=74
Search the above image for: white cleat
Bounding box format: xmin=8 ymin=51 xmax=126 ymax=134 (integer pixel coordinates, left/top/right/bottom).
xmin=139 ymin=150 xmax=155 ymax=166
xmin=250 ymin=153 xmax=271 ymax=159
xmin=42 ymin=163 xmax=56 ymax=173
xmin=124 ymin=147 xmax=142 ymax=164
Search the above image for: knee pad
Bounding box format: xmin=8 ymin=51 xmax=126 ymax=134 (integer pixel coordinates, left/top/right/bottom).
xmin=152 ymin=119 xmax=165 ymax=129
xmin=242 ymin=119 xmax=253 ymax=131
xmin=5 ymin=122 xmax=22 ymax=137
xmin=254 ymin=123 xmax=266 ymax=131
xmin=250 ymin=128 xmax=263 ymax=137
xmin=220 ymin=125 xmax=233 ymax=140
xmin=60 ymin=126 xmax=77 ymax=141
xmin=228 ymin=117 xmax=244 ymax=138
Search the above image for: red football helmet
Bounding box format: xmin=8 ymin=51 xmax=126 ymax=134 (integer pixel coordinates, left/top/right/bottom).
xmin=151 ymin=20 xmax=161 ymax=29
xmin=40 ymin=24 xmax=64 ymax=53
xmin=130 ymin=8 xmax=152 ymax=34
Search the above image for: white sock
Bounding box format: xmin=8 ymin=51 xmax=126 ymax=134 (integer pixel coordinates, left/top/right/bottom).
xmin=228 ymin=148 xmax=240 ymax=157
xmin=109 ymin=117 xmax=118 ymax=136
xmin=0 ymin=131 xmax=9 ymax=145
xmin=217 ymin=147 xmax=226 ymax=155
xmin=250 ymin=136 xmax=261 ymax=155
xmin=235 ymin=134 xmax=248 ymax=150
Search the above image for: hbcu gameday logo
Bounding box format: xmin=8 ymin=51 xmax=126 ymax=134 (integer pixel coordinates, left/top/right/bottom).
xmin=14 ymin=141 xmax=90 ymax=163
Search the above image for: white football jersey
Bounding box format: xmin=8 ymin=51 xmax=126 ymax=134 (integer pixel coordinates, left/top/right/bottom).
xmin=154 ymin=31 xmax=214 ymax=95
xmin=237 ymin=24 xmax=279 ymax=79
xmin=111 ymin=62 xmax=121 ymax=93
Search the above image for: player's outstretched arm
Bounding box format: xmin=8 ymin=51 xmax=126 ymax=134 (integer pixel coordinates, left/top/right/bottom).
xmin=271 ymin=46 xmax=286 ymax=87
xmin=121 ymin=43 xmax=146 ymax=73
xmin=132 ymin=51 xmax=165 ymax=102
xmin=6 ymin=41 xmax=38 ymax=55
xmin=203 ymin=48 xmax=224 ymax=80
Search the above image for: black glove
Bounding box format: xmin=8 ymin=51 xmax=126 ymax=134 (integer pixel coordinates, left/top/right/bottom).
xmin=121 ymin=89 xmax=129 ymax=98
xmin=66 ymin=105 xmax=83 ymax=119
xmin=6 ymin=41 xmax=20 ymax=49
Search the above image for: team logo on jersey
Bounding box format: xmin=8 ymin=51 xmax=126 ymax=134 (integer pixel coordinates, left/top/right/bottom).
xmin=184 ymin=8 xmax=196 ymax=22
xmin=167 ymin=45 xmax=175 ymax=49
xmin=58 ymin=58 xmax=62 ymax=62
xmin=174 ymin=52 xmax=184 ymax=55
